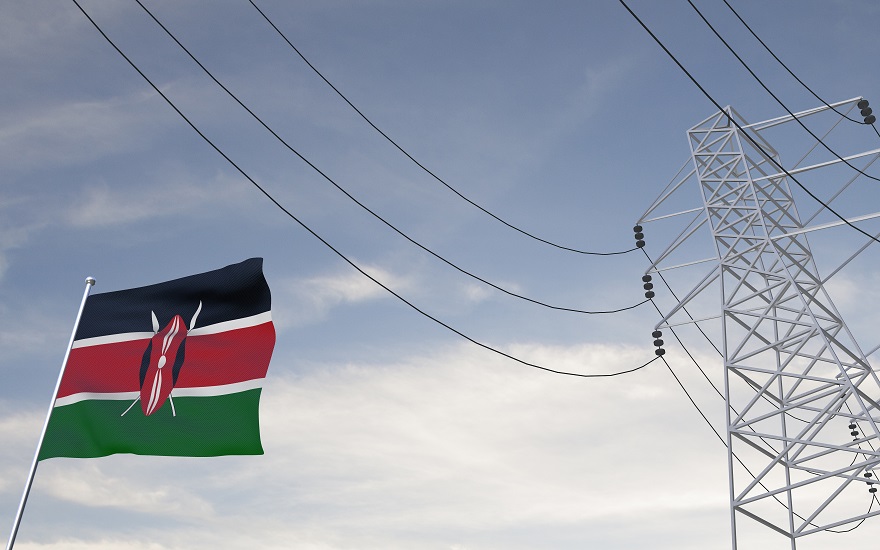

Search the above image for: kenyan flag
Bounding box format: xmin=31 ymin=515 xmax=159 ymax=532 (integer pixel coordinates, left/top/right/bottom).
xmin=39 ymin=258 xmax=275 ymax=459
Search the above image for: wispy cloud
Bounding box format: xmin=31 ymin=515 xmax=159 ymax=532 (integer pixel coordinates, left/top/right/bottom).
xmin=255 ymin=342 xmax=728 ymax=536
xmin=0 ymin=191 xmax=52 ymax=282
xmin=65 ymin=171 xmax=247 ymax=228
xmin=0 ymin=410 xmax=42 ymax=495
xmin=0 ymin=221 xmax=43 ymax=283
xmin=0 ymin=94 xmax=163 ymax=172
xmin=38 ymin=463 xmax=213 ymax=519
xmin=273 ymin=264 xmax=413 ymax=327
xmin=0 ymin=338 xmax=731 ymax=548
xmin=16 ymin=540 xmax=168 ymax=550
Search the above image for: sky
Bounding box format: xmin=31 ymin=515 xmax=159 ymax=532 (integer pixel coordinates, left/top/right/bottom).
xmin=2 ymin=1 xmax=880 ymax=549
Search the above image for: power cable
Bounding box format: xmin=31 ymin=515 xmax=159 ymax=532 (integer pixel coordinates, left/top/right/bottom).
xmin=618 ymin=0 xmax=880 ymax=249
xmin=648 ymin=289 xmax=796 ymax=457
xmin=246 ymin=0 xmax=636 ymax=256
xmin=71 ymin=0 xmax=658 ymax=380
xmin=76 ymin=0 xmax=876 ymax=531
xmin=826 ymin=496 xmax=875 ymax=533
xmin=658 ymin=355 xmax=873 ymax=534
xmin=658 ymin=354 xmax=725 ymax=443
xmin=686 ymin=0 xmax=880 ymax=183
xmin=644 ymin=243 xmax=877 ymax=532
xmin=133 ymin=0 xmax=647 ymax=316
xmin=655 ymin=354 xmax=794 ymax=519
xmin=721 ymin=0 xmax=880 ymax=139
xmin=624 ymin=1 xmax=880 ymax=522
xmin=642 ymin=250 xmax=871 ymax=530
xmin=640 ymin=248 xmax=817 ymax=427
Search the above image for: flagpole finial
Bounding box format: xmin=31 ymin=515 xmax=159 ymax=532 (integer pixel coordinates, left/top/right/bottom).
xmin=85 ymin=277 xmax=96 ymax=286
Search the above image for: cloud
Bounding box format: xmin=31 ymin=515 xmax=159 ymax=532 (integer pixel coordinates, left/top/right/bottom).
xmin=37 ymin=463 xmax=213 ymax=519
xmin=0 ymin=343 xmax=788 ymax=548
xmin=460 ymin=282 xmax=492 ymax=304
xmin=0 ymin=94 xmax=164 ymax=172
xmin=553 ymin=57 xmax=638 ymax=135
xmin=0 ymin=3 xmax=85 ymax=65
xmin=0 ymin=410 xmax=42 ymax=448
xmin=0 ymin=195 xmax=48 ymax=282
xmin=273 ymin=264 xmax=413 ymax=327
xmin=255 ymin=342 xmax=730 ymax=536
xmin=16 ymin=540 xmax=167 ymax=550
xmin=64 ymin=170 xmax=248 ymax=228
xmin=821 ymin=270 xmax=880 ymax=354
xmin=0 ymin=410 xmax=43 ymax=495
xmin=0 ymin=223 xmax=39 ymax=282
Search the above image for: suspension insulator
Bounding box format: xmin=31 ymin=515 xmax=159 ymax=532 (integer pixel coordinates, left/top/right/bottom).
xmin=652 ymin=330 xmax=662 ymax=338
xmin=644 ymin=290 xmax=655 ymax=299
xmin=642 ymin=275 xmax=652 ymax=282
xmin=633 ymin=225 xmax=643 ymax=233
xmin=655 ymin=348 xmax=666 ymax=356
xmin=636 ymin=240 xmax=646 ymax=248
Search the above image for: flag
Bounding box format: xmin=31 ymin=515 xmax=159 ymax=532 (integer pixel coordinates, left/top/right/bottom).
xmin=39 ymin=258 xmax=275 ymax=459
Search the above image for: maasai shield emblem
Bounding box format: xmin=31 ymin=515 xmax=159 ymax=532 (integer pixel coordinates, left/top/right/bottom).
xmin=136 ymin=302 xmax=202 ymax=416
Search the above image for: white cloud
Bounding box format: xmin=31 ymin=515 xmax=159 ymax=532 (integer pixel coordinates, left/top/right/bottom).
xmin=273 ymin=264 xmax=413 ymax=327
xmin=0 ymin=3 xmax=83 ymax=64
xmin=5 ymin=341 xmax=730 ymax=549
xmin=16 ymin=540 xmax=167 ymax=550
xmin=65 ymin=171 xmax=247 ymax=228
xmin=0 ymin=411 xmax=43 ymax=495
xmin=553 ymin=57 xmax=637 ymax=136
xmin=0 ymin=316 xmax=859 ymax=547
xmin=0 ymin=411 xmax=42 ymax=448
xmin=37 ymin=463 xmax=213 ymax=519
xmin=0 ymin=94 xmax=162 ymax=171
xmin=0 ymin=197 xmax=47 ymax=282
xmin=254 ymin=342 xmax=730 ymax=536
xmin=461 ymin=282 xmax=492 ymax=303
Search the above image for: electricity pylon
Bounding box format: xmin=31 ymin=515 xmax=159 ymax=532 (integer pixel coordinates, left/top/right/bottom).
xmin=639 ymin=98 xmax=880 ymax=549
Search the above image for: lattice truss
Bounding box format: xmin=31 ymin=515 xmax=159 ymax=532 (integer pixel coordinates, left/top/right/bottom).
xmin=639 ymin=98 xmax=880 ymax=544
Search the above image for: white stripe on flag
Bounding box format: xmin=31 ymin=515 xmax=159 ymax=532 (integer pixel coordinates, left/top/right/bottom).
xmin=53 ymin=378 xmax=265 ymax=408
xmin=71 ymin=312 xmax=273 ymax=349
xmin=187 ymin=312 xmax=272 ymax=337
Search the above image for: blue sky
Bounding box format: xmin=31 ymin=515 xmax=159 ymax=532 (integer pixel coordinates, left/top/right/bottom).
xmin=3 ymin=1 xmax=880 ymax=548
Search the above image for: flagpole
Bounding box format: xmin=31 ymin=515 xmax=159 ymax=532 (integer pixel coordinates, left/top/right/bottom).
xmin=5 ymin=277 xmax=95 ymax=550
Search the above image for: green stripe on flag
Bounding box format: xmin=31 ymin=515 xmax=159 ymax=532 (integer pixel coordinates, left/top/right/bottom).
xmin=40 ymin=389 xmax=264 ymax=459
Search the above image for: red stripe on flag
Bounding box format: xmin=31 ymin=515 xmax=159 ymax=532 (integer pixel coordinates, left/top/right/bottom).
xmin=58 ymin=322 xmax=275 ymax=398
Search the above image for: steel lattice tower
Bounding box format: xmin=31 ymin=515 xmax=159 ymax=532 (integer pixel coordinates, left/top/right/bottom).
xmin=640 ymin=99 xmax=880 ymax=549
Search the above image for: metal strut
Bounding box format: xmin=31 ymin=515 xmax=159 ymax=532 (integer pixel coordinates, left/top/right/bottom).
xmin=640 ymin=98 xmax=880 ymax=549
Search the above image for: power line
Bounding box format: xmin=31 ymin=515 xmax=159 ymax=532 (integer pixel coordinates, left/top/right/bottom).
xmin=617 ymin=0 xmax=880 ymax=249
xmin=826 ymin=496 xmax=875 ymax=534
xmin=658 ymin=352 xmax=874 ymax=534
xmin=685 ymin=0 xmax=880 ymax=182
xmin=70 ymin=0 xmax=657 ymax=380
xmin=132 ymin=0 xmax=646 ymax=317
xmin=246 ymin=0 xmax=636 ymax=257
xmin=645 ymin=253 xmax=874 ymax=532
xmin=721 ymin=0 xmax=880 ymax=139
xmin=642 ymin=247 xmax=819 ymax=426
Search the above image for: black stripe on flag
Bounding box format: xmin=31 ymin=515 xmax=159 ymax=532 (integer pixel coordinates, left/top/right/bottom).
xmin=75 ymin=258 xmax=271 ymax=340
